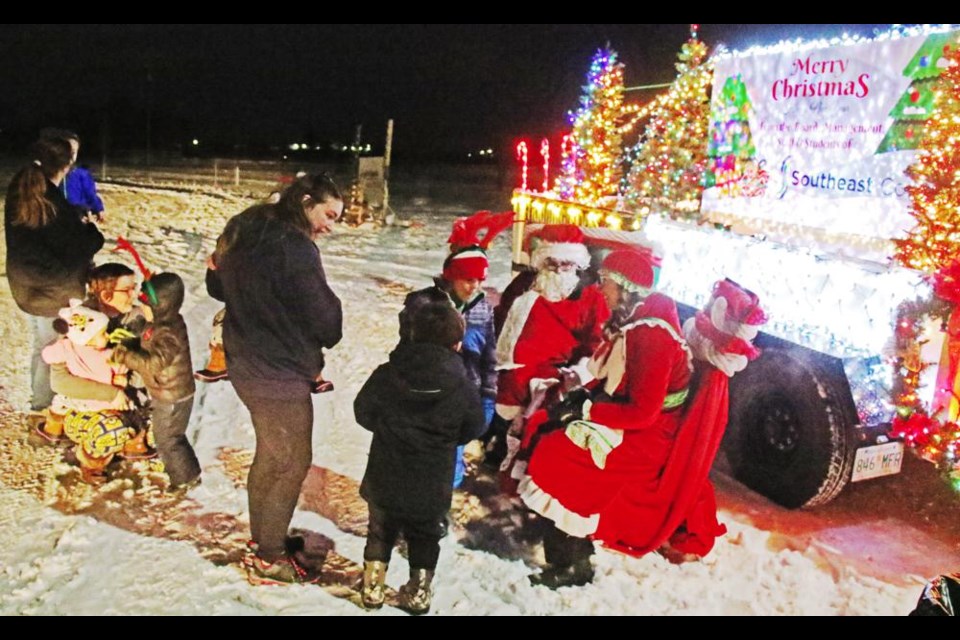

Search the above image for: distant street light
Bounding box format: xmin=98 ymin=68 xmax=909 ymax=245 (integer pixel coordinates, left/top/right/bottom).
xmin=192 ymin=139 xmax=199 ymax=146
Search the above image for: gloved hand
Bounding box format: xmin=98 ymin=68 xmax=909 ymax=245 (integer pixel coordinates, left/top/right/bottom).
xmin=548 ymin=388 xmax=589 ymax=426
xmin=107 ymin=327 xmax=138 ymax=346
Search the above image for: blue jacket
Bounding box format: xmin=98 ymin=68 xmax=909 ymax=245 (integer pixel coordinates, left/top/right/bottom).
xmin=65 ymin=166 xmax=104 ymax=214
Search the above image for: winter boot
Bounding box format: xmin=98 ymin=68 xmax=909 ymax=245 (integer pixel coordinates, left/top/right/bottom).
xmin=194 ymin=343 xmax=228 ymax=382
xmin=75 ymin=447 xmax=112 ymax=486
xmin=528 ymin=557 xmax=594 ymax=590
xmin=360 ymin=560 xmax=389 ymax=610
xmin=243 ymin=551 xmax=319 ymax=586
xmin=397 ymin=568 xmax=434 ymax=615
xmin=33 ymin=409 xmax=66 ymax=444
xmin=120 ymin=429 xmax=156 ymax=460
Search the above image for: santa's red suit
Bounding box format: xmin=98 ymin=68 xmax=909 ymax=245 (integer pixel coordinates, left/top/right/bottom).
xmin=518 ymin=292 xmax=730 ymax=557
xmin=495 ymin=281 xmax=609 ymax=419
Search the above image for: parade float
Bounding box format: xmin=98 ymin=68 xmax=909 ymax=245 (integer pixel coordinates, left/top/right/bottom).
xmin=509 ymin=24 xmax=960 ymax=508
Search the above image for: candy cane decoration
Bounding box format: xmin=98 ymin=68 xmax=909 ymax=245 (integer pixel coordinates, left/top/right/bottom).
xmin=516 ymin=141 xmax=529 ymax=192
xmin=559 ymin=134 xmax=575 ymax=198
xmin=540 ymin=138 xmax=550 ymax=193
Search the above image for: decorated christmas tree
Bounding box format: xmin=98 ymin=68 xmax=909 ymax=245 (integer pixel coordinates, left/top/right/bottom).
xmin=556 ymin=48 xmax=629 ymax=207
xmin=894 ymin=40 xmax=960 ymax=273
xmin=621 ymin=25 xmax=712 ymax=220
xmin=891 ymin=40 xmax=960 ymax=490
xmin=877 ymin=32 xmax=958 ymax=154
xmin=704 ymin=74 xmax=757 ymax=196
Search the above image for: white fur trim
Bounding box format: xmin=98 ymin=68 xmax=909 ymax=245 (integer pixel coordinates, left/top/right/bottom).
xmin=496 ymin=290 xmax=540 ymax=370
xmin=495 ymin=404 xmax=523 ymax=421
xmin=510 ymin=459 xmax=528 ymax=480
xmin=448 ymin=248 xmax=487 ymax=264
xmin=709 ymin=296 xmax=759 ymax=341
xmin=517 ymin=476 xmax=599 ymax=538
xmin=531 ymin=242 xmax=591 ymax=270
xmin=682 ymin=317 xmax=749 ymax=377
xmin=589 ymin=317 xmax=693 ymax=395
xmin=581 ymin=399 xmax=593 ymax=420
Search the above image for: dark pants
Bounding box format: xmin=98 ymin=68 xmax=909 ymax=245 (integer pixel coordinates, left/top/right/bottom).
xmin=364 ymin=504 xmax=443 ymax=571
xmin=543 ymin=522 xmax=594 ymax=568
xmin=233 ymin=379 xmax=314 ymax=561
xmin=152 ymin=396 xmax=200 ymax=487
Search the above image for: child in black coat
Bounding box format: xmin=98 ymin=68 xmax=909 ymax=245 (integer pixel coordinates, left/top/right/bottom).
xmin=354 ymin=301 xmax=485 ymax=614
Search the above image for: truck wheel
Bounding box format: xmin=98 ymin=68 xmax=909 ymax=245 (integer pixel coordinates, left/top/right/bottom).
xmin=725 ymin=348 xmax=855 ymax=509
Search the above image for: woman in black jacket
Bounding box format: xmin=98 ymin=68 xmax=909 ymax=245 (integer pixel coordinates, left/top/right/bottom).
xmin=206 ymin=173 xmax=343 ymax=585
xmin=4 ymin=137 xmax=104 ymax=411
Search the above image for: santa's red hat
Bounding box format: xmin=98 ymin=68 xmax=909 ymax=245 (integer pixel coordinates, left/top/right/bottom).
xmin=529 ymin=224 xmax=591 ymax=271
xmin=600 ymin=249 xmax=655 ymax=295
xmin=443 ymin=247 xmax=489 ymax=281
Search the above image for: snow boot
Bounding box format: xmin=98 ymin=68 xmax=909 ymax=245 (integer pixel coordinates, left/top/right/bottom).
xmin=243 ymin=551 xmax=319 ymax=586
xmin=528 ymin=557 xmax=594 ymax=590
xmin=75 ymin=447 xmax=112 ymax=486
xmin=33 ymin=409 xmax=67 ymax=444
xmin=120 ymin=429 xmax=157 ymax=460
xmin=194 ymin=344 xmax=228 ymax=382
xmin=397 ymin=568 xmax=434 ymax=615
xmin=360 ymin=560 xmax=389 ymax=610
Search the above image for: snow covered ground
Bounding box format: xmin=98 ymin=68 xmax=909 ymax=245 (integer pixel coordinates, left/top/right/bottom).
xmin=0 ymin=169 xmax=938 ymax=615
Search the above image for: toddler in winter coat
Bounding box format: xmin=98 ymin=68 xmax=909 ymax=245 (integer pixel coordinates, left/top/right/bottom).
xmin=355 ymin=301 xmax=486 ymax=614
xmin=113 ymin=272 xmax=201 ymax=490
xmin=41 ymin=300 xmax=140 ymax=483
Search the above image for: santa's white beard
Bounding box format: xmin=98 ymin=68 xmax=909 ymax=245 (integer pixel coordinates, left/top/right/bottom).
xmin=533 ymin=269 xmax=580 ymax=302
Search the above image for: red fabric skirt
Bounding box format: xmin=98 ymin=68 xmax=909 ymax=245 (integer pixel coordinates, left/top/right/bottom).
xmin=520 ymin=367 xmax=731 ymax=558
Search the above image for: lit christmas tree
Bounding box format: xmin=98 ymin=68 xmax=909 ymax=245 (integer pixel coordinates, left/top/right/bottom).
xmin=622 ymin=25 xmax=712 ymax=220
xmin=557 ymin=48 xmax=630 ymax=207
xmin=877 ymin=32 xmax=957 ymax=154
xmin=704 ymin=74 xmax=757 ymax=197
xmin=891 ymin=40 xmax=960 ymax=490
xmin=894 ymin=39 xmax=960 ymax=273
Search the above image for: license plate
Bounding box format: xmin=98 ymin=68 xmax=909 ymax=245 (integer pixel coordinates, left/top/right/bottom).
xmin=851 ymin=441 xmax=905 ymax=482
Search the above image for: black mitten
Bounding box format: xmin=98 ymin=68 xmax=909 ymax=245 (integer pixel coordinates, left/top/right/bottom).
xmin=548 ymin=388 xmax=590 ymax=426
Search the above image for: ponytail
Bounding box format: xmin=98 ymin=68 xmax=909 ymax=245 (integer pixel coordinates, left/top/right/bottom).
xmin=8 ymin=138 xmax=73 ymax=229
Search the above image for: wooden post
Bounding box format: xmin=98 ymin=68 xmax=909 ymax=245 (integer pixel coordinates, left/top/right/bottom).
xmin=235 ymin=164 xmax=240 ymax=187
xmin=214 ymin=159 xmax=219 ymax=186
xmin=383 ymin=119 xmax=394 ymax=217
xmin=353 ymin=124 xmax=363 ymax=178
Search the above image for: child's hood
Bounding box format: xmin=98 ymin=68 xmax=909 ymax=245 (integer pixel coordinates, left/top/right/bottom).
xmin=147 ymin=272 xmax=185 ymax=322
xmin=385 ymin=343 xmax=467 ymax=404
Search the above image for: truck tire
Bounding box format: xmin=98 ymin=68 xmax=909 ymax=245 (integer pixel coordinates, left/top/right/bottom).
xmin=725 ymin=348 xmax=855 ymax=509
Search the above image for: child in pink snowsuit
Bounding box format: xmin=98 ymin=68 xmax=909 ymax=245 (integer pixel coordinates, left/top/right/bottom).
xmin=41 ymin=299 xmax=140 ymax=483
xmin=42 ymin=299 xmax=128 ymax=408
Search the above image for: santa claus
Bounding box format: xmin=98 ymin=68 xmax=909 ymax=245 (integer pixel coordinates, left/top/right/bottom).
xmin=485 ymin=224 xmax=610 ymax=467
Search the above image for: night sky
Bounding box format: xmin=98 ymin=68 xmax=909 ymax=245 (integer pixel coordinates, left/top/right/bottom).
xmin=0 ymin=24 xmax=898 ymax=160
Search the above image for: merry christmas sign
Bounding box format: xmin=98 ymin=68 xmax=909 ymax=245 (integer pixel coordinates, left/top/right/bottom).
xmin=701 ymin=28 xmax=960 ymax=251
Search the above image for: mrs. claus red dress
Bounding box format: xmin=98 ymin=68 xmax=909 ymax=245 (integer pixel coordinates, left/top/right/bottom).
xmin=518 ymin=293 xmax=729 ymax=557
